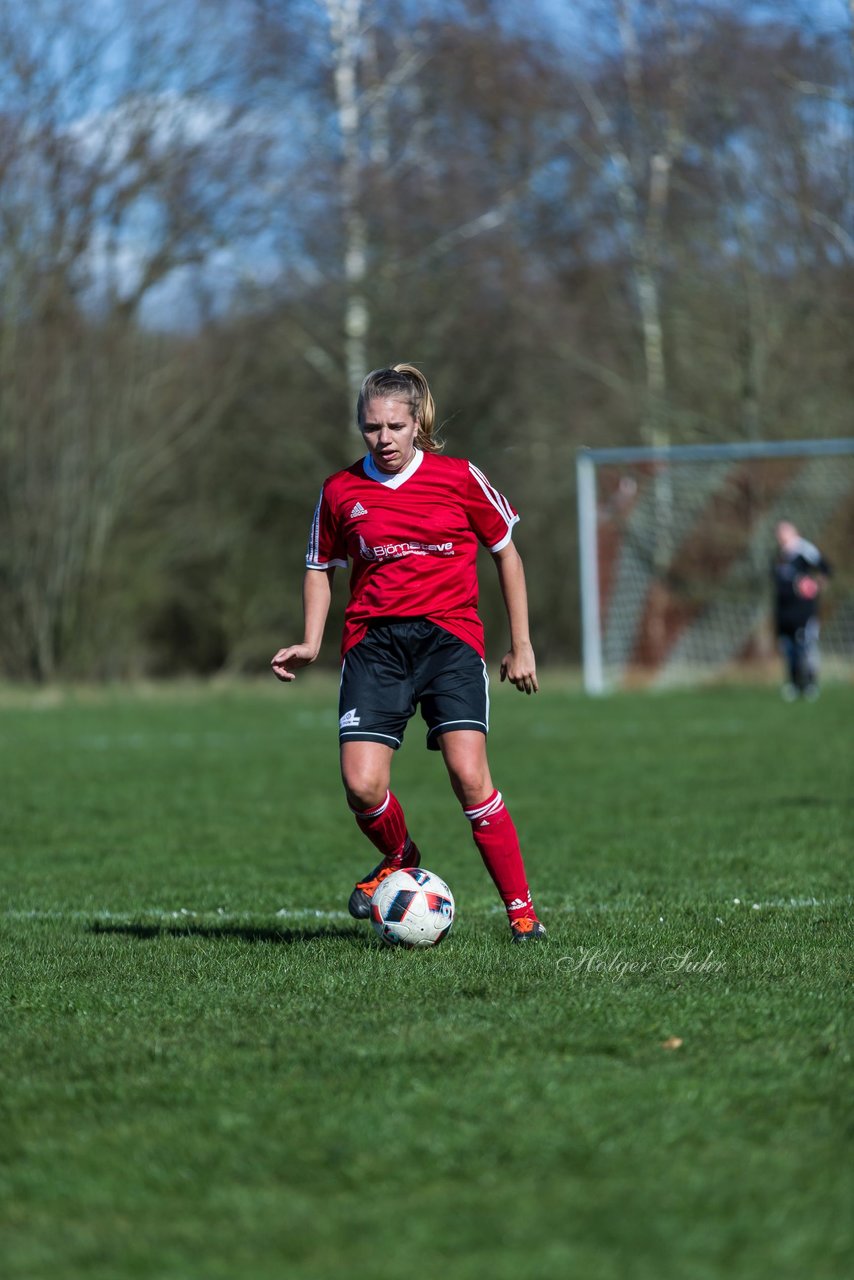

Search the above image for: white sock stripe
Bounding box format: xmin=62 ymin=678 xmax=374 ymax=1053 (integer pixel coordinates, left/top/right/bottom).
xmin=464 ymin=790 xmax=504 ymax=821
xmin=470 ymin=791 xmax=504 ymax=818
xmin=350 ymin=790 xmax=391 ymax=819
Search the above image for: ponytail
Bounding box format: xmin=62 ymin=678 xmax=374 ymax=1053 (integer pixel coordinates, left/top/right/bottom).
xmin=356 ymin=364 xmax=443 ymax=452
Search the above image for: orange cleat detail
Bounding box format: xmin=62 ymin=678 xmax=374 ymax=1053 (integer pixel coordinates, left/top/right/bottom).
xmin=509 ymin=917 xmax=547 ymax=943
xmin=348 ymin=841 xmax=421 ymax=919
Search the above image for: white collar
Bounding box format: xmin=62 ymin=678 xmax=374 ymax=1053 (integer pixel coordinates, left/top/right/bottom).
xmin=363 ymin=447 xmax=424 ymax=489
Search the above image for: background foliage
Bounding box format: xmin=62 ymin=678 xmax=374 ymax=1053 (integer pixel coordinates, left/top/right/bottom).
xmin=1 ymin=0 xmax=852 ymax=678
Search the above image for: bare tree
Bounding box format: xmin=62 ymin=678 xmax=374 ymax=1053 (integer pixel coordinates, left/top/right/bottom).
xmin=2 ymin=0 xmax=852 ymax=676
xmin=322 ymin=0 xmax=369 ymax=419
xmin=0 ymin=0 xmax=269 ymax=677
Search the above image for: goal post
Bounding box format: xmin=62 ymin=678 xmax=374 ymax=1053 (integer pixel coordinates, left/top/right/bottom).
xmin=577 ymin=437 xmax=854 ymax=694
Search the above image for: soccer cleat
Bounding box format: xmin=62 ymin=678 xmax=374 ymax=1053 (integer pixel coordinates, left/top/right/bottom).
xmin=509 ymin=917 xmax=547 ymax=943
xmin=348 ymin=841 xmax=421 ymax=919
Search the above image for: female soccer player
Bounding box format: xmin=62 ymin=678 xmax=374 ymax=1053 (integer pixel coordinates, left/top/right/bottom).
xmin=271 ymin=364 xmax=545 ymax=942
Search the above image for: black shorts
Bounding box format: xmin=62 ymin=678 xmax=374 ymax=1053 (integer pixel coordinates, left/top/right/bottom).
xmin=338 ymin=619 xmax=489 ymax=752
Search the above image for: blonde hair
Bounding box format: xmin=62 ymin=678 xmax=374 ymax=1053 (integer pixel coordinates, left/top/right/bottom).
xmin=357 ymin=363 xmax=443 ymax=452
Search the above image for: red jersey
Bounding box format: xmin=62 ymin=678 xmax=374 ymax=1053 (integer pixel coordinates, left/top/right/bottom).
xmin=306 ymin=449 xmax=519 ymax=657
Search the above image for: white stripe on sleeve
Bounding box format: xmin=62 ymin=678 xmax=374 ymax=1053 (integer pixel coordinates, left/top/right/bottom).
xmin=468 ymin=462 xmax=515 ymax=526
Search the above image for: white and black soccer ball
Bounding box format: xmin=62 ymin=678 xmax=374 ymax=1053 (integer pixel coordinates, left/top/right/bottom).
xmin=370 ymin=867 xmax=455 ymax=949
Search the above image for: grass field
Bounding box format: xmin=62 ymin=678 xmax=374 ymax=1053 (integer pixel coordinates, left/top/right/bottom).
xmin=1 ymin=676 xmax=852 ymax=1280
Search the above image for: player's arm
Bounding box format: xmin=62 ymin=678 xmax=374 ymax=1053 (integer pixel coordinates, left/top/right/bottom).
xmin=798 ymin=552 xmax=829 ymax=601
xmin=795 ymin=547 xmax=832 ymax=600
xmin=491 ymin=541 xmax=538 ymax=695
xmin=271 ymin=568 xmax=335 ymax=683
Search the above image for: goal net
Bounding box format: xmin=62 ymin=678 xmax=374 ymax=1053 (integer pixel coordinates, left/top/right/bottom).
xmin=577 ymin=438 xmax=854 ymax=693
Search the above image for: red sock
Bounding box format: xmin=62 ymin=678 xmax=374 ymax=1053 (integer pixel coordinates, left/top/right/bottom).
xmin=352 ymin=790 xmax=414 ymax=865
xmin=463 ymin=789 xmax=538 ymax=924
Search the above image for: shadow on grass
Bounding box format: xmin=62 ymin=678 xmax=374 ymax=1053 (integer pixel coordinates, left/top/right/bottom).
xmin=776 ymin=795 xmax=850 ymax=808
xmin=88 ymin=920 xmax=367 ymax=945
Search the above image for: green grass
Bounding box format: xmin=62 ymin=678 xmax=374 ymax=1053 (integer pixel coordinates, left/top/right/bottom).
xmin=1 ymin=677 xmax=852 ymax=1280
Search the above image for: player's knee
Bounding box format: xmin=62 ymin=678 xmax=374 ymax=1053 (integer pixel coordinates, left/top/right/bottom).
xmin=438 ymin=731 xmax=492 ymax=806
xmin=448 ymin=763 xmax=492 ymax=807
xmin=341 ymin=766 xmax=388 ymax=813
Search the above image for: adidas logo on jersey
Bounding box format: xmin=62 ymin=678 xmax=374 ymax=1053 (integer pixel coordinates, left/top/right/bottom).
xmin=349 ymin=501 xmax=368 ymax=518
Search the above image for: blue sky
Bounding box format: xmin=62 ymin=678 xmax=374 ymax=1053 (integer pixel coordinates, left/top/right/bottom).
xmin=13 ymin=0 xmax=849 ymax=330
xmin=542 ymin=0 xmax=850 ymax=47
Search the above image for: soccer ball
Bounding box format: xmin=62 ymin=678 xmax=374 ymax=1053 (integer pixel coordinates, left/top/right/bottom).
xmin=370 ymin=867 xmax=455 ymax=949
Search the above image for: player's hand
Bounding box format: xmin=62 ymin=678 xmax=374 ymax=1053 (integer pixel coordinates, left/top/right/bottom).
xmin=271 ymin=644 xmax=317 ymax=682
xmin=500 ymin=643 xmax=539 ymax=695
